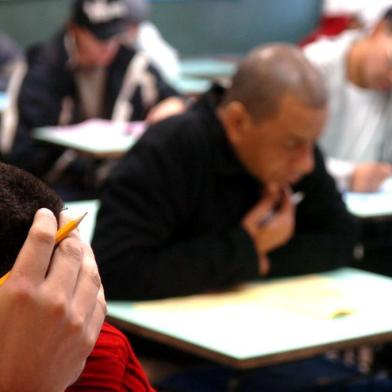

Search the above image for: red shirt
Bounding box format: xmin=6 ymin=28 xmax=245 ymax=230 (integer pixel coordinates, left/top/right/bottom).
xmin=67 ymin=322 xmax=155 ymax=392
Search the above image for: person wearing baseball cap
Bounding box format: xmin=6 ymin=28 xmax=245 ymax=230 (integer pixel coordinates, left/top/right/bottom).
xmin=68 ymin=0 xmax=151 ymax=68
xmin=72 ymin=0 xmax=150 ymax=41
xmin=5 ymin=0 xmax=185 ymax=196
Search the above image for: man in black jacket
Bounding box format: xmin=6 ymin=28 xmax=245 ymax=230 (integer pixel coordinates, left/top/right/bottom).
xmin=93 ymin=43 xmax=360 ymax=300
xmin=5 ymin=0 xmax=184 ymax=192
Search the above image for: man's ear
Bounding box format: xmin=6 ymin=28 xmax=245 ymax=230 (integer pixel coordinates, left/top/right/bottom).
xmin=220 ymin=101 xmax=252 ymax=146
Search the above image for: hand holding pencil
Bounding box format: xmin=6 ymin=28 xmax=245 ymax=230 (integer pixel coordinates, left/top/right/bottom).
xmin=0 ymin=208 xmax=105 ymax=390
xmin=55 ymin=212 xmax=88 ymax=244
xmin=242 ymin=185 xmax=301 ymax=267
xmin=0 ymin=211 xmax=88 ymax=286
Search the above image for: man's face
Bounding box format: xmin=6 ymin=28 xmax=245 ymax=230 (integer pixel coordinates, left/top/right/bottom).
xmin=232 ymin=94 xmax=327 ymax=186
xmin=359 ymin=26 xmax=392 ymax=90
xmin=74 ymin=27 xmax=122 ymax=68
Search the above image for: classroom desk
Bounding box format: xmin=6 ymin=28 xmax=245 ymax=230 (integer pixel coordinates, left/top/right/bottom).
xmin=33 ymin=119 xmax=146 ymax=159
xmin=344 ymin=192 xmax=392 ymax=220
xmin=171 ymin=75 xmax=212 ymax=96
xmin=170 ymin=57 xmax=238 ymax=96
xmin=0 ymin=91 xmax=9 ymax=112
xmin=107 ymin=268 xmax=392 ymax=370
xmin=64 ymin=198 xmax=392 ymax=370
xmin=179 ymin=58 xmax=238 ymax=80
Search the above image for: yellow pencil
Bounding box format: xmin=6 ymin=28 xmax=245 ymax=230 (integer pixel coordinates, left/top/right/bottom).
xmin=0 ymin=212 xmax=88 ymax=286
xmin=55 ymin=212 xmax=88 ymax=244
xmin=0 ymin=272 xmax=9 ymax=286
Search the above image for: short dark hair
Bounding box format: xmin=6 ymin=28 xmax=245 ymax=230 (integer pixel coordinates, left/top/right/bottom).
xmin=0 ymin=163 xmax=63 ymax=276
xmin=221 ymin=43 xmax=327 ymax=122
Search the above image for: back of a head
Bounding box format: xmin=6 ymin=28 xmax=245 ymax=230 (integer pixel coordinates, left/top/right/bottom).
xmin=222 ymin=43 xmax=327 ymax=122
xmin=0 ymin=163 xmax=63 ymax=276
xmin=71 ymin=0 xmax=150 ymax=40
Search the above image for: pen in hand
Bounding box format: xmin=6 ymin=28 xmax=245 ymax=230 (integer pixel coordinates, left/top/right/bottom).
xmin=0 ymin=212 xmax=88 ymax=286
xmin=259 ymin=191 xmax=304 ymax=226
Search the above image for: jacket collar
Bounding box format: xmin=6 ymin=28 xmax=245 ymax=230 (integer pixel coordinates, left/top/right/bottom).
xmin=195 ymin=84 xmax=249 ymax=177
xmin=191 ymin=84 xmax=315 ymax=194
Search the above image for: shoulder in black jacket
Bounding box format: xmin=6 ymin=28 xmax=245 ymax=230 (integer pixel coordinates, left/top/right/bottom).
xmin=93 ymin=88 xmax=360 ymax=300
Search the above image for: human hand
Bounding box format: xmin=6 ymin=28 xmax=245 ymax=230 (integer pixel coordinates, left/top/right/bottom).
xmin=145 ymin=97 xmax=186 ymax=124
xmin=0 ymin=209 xmax=106 ymax=392
xmin=242 ymin=185 xmax=296 ymax=272
xmin=350 ymin=162 xmax=392 ymax=192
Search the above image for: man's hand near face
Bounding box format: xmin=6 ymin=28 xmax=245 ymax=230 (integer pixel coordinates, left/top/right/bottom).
xmin=241 ymin=185 xmax=296 ymax=276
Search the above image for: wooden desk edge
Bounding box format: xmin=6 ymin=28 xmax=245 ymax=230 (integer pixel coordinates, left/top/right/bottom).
xmin=107 ymin=315 xmax=392 ymax=370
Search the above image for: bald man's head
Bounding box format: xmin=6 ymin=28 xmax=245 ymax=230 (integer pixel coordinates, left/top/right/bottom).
xmin=221 ymin=43 xmax=327 ymax=122
xmin=218 ymin=44 xmax=328 ymax=186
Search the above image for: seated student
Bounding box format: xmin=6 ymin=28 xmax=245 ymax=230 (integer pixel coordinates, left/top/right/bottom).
xmin=92 ymin=43 xmax=360 ymax=300
xmin=0 ymin=162 xmax=154 ymax=391
xmin=0 ymin=208 xmax=105 ymax=391
xmin=4 ymin=0 xmax=184 ymax=196
xmin=93 ymin=44 xmax=389 ymax=390
xmin=303 ymin=7 xmax=392 ymax=193
xmin=304 ymin=7 xmax=392 ymax=368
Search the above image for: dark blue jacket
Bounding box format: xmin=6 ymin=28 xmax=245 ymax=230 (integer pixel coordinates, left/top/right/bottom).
xmin=93 ymin=86 xmax=360 ymax=300
xmin=7 ymin=29 xmax=177 ymax=177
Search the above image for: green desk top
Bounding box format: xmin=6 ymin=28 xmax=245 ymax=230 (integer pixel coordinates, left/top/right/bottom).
xmin=180 ymin=58 xmax=237 ymax=79
xmin=344 ymin=177 xmax=392 ymax=219
xmin=108 ymin=268 xmax=392 ymax=368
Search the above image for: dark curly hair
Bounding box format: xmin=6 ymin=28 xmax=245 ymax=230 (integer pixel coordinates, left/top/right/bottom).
xmin=0 ymin=162 xmax=63 ymax=276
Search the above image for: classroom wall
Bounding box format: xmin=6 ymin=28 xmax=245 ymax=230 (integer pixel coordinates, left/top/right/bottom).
xmin=152 ymin=0 xmax=322 ymax=56
xmin=0 ymin=0 xmax=321 ymax=56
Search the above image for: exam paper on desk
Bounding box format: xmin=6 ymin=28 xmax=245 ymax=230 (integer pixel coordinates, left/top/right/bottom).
xmin=131 ymin=275 xmax=360 ymax=320
xmin=108 ymin=269 xmax=392 ymax=359
xmin=34 ymin=119 xmax=146 ymax=155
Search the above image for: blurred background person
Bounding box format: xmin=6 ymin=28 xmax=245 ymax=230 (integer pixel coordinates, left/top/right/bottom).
xmin=0 ymin=32 xmax=22 ymax=91
xmin=304 ymin=7 xmax=392 ymax=193
xmin=2 ymin=0 xmax=184 ymax=200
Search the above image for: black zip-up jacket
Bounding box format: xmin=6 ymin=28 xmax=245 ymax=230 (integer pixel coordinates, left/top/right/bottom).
xmin=7 ymin=29 xmax=177 ymax=176
xmin=93 ymin=86 xmax=360 ymax=300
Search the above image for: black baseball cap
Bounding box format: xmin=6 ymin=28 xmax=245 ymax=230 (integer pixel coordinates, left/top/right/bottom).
xmin=72 ymin=0 xmax=150 ymax=40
